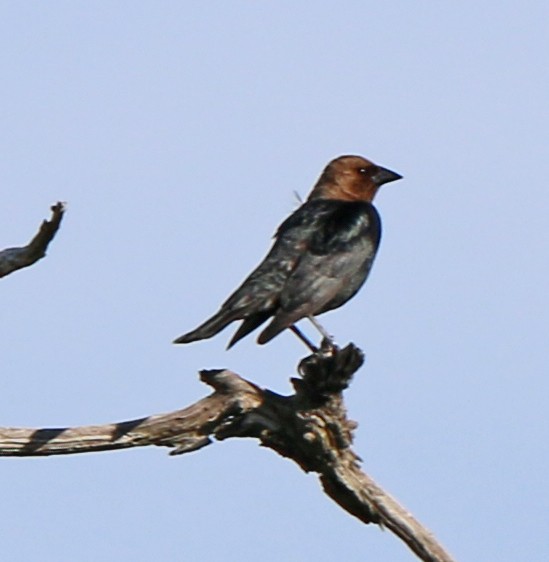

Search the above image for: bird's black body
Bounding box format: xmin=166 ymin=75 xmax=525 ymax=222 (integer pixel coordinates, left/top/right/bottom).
xmin=176 ymin=199 xmax=381 ymax=347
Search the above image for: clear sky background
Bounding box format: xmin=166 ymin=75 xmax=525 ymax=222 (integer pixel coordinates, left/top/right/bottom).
xmin=1 ymin=2 xmax=547 ymax=561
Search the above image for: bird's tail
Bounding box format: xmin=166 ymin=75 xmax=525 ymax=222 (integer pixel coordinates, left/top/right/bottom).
xmin=227 ymin=311 xmax=272 ymax=349
xmin=256 ymin=314 xmax=291 ymax=345
xmin=173 ymin=309 xmax=236 ymax=344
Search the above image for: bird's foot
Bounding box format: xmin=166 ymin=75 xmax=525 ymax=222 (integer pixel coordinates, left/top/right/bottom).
xmin=319 ymin=336 xmax=338 ymax=354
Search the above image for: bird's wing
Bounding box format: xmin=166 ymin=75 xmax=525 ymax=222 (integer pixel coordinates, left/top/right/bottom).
xmin=280 ymin=239 xmax=375 ymax=313
xmin=220 ymin=200 xmax=342 ymax=312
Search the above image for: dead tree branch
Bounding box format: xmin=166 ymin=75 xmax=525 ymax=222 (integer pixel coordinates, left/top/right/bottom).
xmin=0 ymin=344 xmax=455 ymax=562
xmin=0 ymin=202 xmax=65 ymax=278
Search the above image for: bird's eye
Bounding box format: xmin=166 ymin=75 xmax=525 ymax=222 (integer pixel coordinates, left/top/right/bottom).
xmin=358 ymin=168 xmax=368 ymax=174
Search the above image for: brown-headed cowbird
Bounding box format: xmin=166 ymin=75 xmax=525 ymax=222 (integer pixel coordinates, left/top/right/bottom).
xmin=174 ymin=155 xmax=401 ymax=348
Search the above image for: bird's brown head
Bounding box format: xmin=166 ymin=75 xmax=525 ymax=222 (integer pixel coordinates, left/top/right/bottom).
xmin=308 ymin=155 xmax=402 ymax=202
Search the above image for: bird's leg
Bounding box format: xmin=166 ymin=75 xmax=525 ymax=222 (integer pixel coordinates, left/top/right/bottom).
xmin=290 ymin=325 xmax=318 ymax=353
xmin=307 ymin=316 xmax=336 ymax=349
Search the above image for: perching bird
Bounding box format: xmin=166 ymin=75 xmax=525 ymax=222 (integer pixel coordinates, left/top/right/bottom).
xmin=174 ymin=155 xmax=401 ymax=349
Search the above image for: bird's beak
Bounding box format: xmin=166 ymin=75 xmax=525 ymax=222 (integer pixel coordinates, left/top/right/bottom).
xmin=373 ymin=166 xmax=403 ymax=186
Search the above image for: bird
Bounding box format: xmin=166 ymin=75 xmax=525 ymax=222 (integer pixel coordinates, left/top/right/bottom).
xmin=173 ymin=155 xmax=401 ymax=349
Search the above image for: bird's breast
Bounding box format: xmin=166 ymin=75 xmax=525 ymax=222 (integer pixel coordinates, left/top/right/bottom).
xmin=308 ymin=201 xmax=381 ymax=255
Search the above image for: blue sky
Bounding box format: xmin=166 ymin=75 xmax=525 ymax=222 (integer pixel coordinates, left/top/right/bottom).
xmin=1 ymin=2 xmax=548 ymax=561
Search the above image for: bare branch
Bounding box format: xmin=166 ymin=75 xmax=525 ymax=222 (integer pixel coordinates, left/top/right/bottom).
xmin=0 ymin=202 xmax=66 ymax=278
xmin=0 ymin=344 xmax=455 ymax=562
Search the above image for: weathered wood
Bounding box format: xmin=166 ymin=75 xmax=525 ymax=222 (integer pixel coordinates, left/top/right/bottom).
xmin=0 ymin=345 xmax=455 ymax=562
xmin=0 ymin=202 xmax=65 ymax=278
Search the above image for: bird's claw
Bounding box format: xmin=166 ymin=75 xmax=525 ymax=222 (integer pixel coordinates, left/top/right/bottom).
xmin=320 ymin=336 xmax=338 ymax=354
